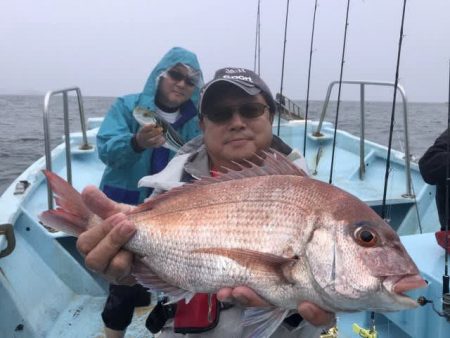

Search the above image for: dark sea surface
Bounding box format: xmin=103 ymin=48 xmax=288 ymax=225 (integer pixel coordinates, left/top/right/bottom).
xmin=0 ymin=95 xmax=448 ymax=194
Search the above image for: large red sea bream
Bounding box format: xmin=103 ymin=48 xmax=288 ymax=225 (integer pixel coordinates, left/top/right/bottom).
xmin=39 ymin=151 xmax=426 ymax=337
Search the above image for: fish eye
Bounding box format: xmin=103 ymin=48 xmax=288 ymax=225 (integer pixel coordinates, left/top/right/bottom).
xmin=354 ymin=226 xmax=378 ymax=247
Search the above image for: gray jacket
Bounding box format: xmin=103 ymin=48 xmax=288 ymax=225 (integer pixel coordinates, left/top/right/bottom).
xmin=138 ymin=135 xmax=309 ymax=194
xmin=139 ymin=136 xmax=321 ymax=338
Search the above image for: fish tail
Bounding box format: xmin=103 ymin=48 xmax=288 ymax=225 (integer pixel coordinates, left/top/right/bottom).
xmin=38 ymin=170 xmax=92 ymax=236
xmin=39 ymin=209 xmax=87 ymax=237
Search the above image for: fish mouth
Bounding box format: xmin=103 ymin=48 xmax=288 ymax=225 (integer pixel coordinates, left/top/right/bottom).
xmin=382 ymin=274 xmax=427 ymax=308
xmin=392 ymin=274 xmax=427 ymax=294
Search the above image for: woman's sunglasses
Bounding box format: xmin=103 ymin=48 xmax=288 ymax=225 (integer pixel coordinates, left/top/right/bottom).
xmin=165 ymin=69 xmax=199 ymax=87
xmin=203 ymin=102 xmax=269 ymax=123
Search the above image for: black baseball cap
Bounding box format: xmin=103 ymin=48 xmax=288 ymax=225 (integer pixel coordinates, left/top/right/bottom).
xmin=199 ymin=67 xmax=276 ymax=115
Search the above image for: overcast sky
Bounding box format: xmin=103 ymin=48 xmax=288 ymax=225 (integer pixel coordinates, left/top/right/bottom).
xmin=1 ymin=0 xmax=449 ymax=102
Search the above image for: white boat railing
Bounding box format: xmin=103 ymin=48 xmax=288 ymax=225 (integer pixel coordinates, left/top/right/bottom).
xmin=313 ymin=80 xmax=413 ymax=197
xmin=275 ymin=92 xmax=302 ymax=119
xmin=43 ymin=87 xmax=93 ymax=209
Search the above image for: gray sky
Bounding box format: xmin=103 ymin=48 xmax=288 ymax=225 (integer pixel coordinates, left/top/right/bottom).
xmin=1 ymin=0 xmax=449 ymax=102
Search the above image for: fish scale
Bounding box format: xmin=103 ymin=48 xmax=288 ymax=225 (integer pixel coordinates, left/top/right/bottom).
xmin=130 ymin=197 xmax=302 ymax=255
xmin=39 ymin=151 xmax=427 ymax=337
xmin=132 ymin=202 xmax=300 ymax=291
xmin=126 ymin=177 xmax=325 ymax=298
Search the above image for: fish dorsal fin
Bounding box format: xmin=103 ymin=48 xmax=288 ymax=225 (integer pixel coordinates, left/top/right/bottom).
xmin=212 ymin=148 xmax=307 ymax=181
xmin=131 ymin=149 xmax=306 ymax=214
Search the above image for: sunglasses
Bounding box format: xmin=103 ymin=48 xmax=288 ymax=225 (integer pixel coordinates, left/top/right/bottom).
xmin=203 ymin=102 xmax=269 ymax=123
xmin=165 ymin=69 xmax=199 ymax=87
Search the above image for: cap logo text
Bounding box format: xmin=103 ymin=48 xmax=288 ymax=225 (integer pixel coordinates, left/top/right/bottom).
xmin=222 ymin=75 xmax=253 ymax=82
xmin=224 ymin=68 xmax=247 ymax=74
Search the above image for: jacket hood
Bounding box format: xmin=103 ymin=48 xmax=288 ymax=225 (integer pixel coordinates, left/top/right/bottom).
xmin=137 ymin=46 xmax=203 ymax=111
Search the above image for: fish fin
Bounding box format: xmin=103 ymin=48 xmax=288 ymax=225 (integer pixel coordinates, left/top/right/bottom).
xmin=132 ymin=258 xmax=194 ymax=304
xmin=42 ymin=170 xmax=92 ymax=217
xmin=208 ymin=148 xmax=308 ymax=181
xmin=131 ymin=149 xmax=306 ymax=214
xmin=38 ymin=170 xmax=92 ymax=235
xmin=242 ymin=307 xmax=290 ymax=338
xmin=164 ymin=291 xmax=196 ymax=305
xmin=193 ymin=248 xmax=298 ymax=284
xmin=38 ymin=208 xmax=85 ymax=236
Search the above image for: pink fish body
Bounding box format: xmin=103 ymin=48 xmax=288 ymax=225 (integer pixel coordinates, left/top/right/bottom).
xmin=40 ymin=151 xmax=426 ymax=335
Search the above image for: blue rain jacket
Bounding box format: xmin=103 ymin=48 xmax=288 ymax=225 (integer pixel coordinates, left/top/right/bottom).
xmin=97 ymin=47 xmax=203 ymax=204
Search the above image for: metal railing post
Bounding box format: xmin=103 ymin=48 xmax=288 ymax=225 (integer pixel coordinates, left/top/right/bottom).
xmin=75 ymin=88 xmax=91 ymax=150
xmin=360 ymin=83 xmax=366 ymax=179
xmin=63 ymin=91 xmax=72 ymax=185
xmin=314 ymin=80 xmax=412 ymax=196
xmin=314 ymin=81 xmax=337 ymax=135
xmin=42 ymin=87 xmax=93 ymax=209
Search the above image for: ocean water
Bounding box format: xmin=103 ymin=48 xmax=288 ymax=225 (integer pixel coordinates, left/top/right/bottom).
xmin=0 ymin=95 xmax=115 ymax=194
xmin=0 ymin=95 xmax=448 ymax=194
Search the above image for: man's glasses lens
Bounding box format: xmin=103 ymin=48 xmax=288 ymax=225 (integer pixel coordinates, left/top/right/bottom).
xmin=206 ymin=102 xmax=268 ymax=123
xmin=167 ymin=70 xmax=196 ymax=87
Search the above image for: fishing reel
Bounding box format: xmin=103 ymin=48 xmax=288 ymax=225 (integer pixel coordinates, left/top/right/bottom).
xmin=417 ymin=293 xmax=450 ymax=321
xmin=444 ymin=293 xmax=450 ymax=321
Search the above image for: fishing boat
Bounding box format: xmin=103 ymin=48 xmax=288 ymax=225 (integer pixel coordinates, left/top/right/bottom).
xmin=2 ymin=0 xmax=450 ymax=335
xmin=0 ymin=80 xmax=449 ymax=337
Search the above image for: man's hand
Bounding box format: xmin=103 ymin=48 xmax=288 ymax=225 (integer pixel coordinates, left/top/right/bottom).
xmin=136 ymin=124 xmax=165 ymax=149
xmin=76 ymin=186 xmax=335 ymax=326
xmin=77 ymin=213 xmax=137 ymax=285
xmin=297 ymin=301 xmax=336 ymax=327
xmin=217 ymin=286 xmax=335 ymax=327
xmin=76 ymin=186 xmax=137 ymax=285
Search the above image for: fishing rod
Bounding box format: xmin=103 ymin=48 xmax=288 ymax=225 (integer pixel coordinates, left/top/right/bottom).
xmin=444 ymin=58 xmax=450 ymax=314
xmin=382 ymin=3 xmax=450 ymax=320
xmin=303 ymin=0 xmax=319 ymax=157
xmin=380 ymin=1 xmax=407 ymax=219
xmin=328 ymin=0 xmax=351 ymax=184
xmin=415 ymin=60 xmax=450 ymax=320
xmin=253 ymin=0 xmax=261 ymax=75
xmin=276 ymin=0 xmax=290 ymax=137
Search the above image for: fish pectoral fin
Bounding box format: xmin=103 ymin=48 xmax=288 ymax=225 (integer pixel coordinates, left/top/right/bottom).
xmin=132 ymin=258 xmax=194 ymax=304
xmin=242 ymin=307 xmax=290 ymax=338
xmin=193 ymin=248 xmax=299 ymax=283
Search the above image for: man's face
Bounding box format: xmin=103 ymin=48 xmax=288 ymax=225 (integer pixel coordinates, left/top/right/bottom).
xmin=156 ymin=65 xmax=196 ymax=108
xmin=200 ymin=87 xmax=273 ymax=169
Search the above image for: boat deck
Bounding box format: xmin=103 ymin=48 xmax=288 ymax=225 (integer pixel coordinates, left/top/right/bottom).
xmin=0 ymin=118 xmax=447 ymax=337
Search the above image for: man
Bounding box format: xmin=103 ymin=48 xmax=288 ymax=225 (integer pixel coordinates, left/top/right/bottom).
xmin=97 ymin=47 xmax=203 ymax=338
xmin=98 ymin=46 xmax=203 ymax=204
xmin=78 ymin=67 xmax=334 ymax=337
xmin=419 ymin=128 xmax=450 ymax=253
